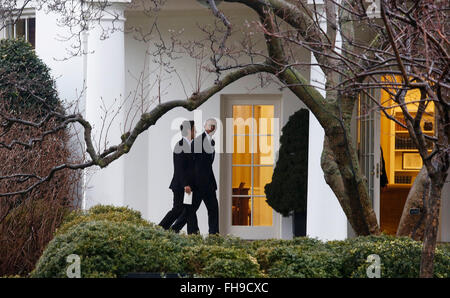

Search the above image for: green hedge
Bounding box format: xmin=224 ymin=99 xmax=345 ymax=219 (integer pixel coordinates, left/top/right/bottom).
xmin=31 ymin=205 xmax=450 ymax=278
xmin=326 ymin=236 xmax=450 ymax=278
xmin=0 ymin=38 xmax=60 ymax=112
xmin=55 ymin=205 xmax=152 ymax=236
xmin=32 ymin=220 xmax=191 ymax=278
xmin=256 ymin=246 xmax=342 ymax=278
xmin=183 ymin=245 xmax=263 ymax=278
xmin=253 ymin=238 xmax=340 ymax=278
xmin=32 ymin=206 xmax=203 ymax=278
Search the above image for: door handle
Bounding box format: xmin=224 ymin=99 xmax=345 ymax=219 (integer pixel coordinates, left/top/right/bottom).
xmin=371 ymin=163 xmax=380 ymax=178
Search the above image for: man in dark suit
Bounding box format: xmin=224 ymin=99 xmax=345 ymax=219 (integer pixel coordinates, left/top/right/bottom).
xmin=173 ymin=118 xmax=219 ymax=234
xmin=159 ymin=120 xmax=195 ymax=231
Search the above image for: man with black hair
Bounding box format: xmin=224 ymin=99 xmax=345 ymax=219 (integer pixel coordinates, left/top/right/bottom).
xmin=159 ymin=120 xmax=196 ymax=230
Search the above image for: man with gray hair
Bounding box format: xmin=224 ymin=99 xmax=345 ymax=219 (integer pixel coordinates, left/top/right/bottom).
xmin=172 ymin=118 xmax=219 ymax=234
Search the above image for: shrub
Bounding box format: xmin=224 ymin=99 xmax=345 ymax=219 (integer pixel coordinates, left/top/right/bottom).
xmin=32 ymin=206 xmax=206 ymax=278
xmin=31 ymin=205 xmax=450 ymax=278
xmin=250 ymin=237 xmax=324 ymax=251
xmin=0 ymin=38 xmax=59 ymax=111
xmin=56 ymin=205 xmax=152 ymax=236
xmin=265 ymin=109 xmax=309 ymax=216
xmin=255 ymin=246 xmax=342 ymax=278
xmin=327 ymin=235 xmax=450 ymax=278
xmin=438 ymin=242 xmax=450 ymax=254
xmin=0 ymin=40 xmax=79 ymax=277
xmin=32 ymin=206 xmax=264 ymax=278
xmin=0 ymin=199 xmax=73 ymax=275
xmin=182 ymin=245 xmax=263 ymax=278
xmin=201 ymin=233 xmax=249 ymax=249
xmin=31 ymin=221 xmax=188 ymax=278
xmin=252 ymin=237 xmax=328 ymax=275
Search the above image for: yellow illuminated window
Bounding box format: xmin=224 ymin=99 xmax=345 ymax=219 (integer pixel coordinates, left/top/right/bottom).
xmin=231 ymin=105 xmax=274 ymax=226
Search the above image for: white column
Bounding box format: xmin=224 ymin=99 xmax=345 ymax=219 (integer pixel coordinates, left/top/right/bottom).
xmin=306 ymin=4 xmax=348 ymax=241
xmin=84 ymin=2 xmax=128 ymax=208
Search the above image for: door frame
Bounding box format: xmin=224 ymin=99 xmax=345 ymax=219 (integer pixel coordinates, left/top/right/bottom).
xmin=220 ymin=94 xmax=282 ymax=239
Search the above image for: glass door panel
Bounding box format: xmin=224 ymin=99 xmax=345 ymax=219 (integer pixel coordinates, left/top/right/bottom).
xmin=232 ymin=197 xmax=251 ymax=226
xmin=253 ymin=197 xmax=273 ymax=226
xmin=254 ymin=135 xmax=274 ymax=165
xmin=232 ymin=166 xmax=251 ymax=190
xmin=233 ymin=105 xmax=253 ymax=135
xmin=253 ymin=166 xmax=273 ymax=196
xmin=231 ymin=105 xmax=275 ymax=227
xmin=254 ymin=105 xmax=274 ymax=135
xmin=232 ymin=135 xmax=252 ymax=165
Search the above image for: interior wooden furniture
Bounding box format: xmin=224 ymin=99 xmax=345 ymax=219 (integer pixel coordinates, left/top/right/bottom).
xmin=380 ymin=185 xmax=410 ymax=235
xmin=232 ymin=182 xmax=251 ymax=226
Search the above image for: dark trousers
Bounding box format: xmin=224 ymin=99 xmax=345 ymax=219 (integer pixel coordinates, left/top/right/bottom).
xmin=173 ymin=189 xmax=219 ymax=234
xmin=159 ymin=190 xmax=186 ymax=230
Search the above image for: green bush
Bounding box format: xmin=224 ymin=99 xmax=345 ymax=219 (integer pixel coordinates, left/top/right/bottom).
xmin=255 ymin=246 xmax=342 ymax=278
xmin=31 ymin=220 xmax=188 ymax=278
xmin=33 ymin=206 xmax=203 ymax=278
xmin=327 ymin=235 xmax=450 ymax=278
xmin=252 ymin=237 xmax=332 ymax=277
xmin=0 ymin=38 xmax=59 ymax=112
xmin=31 ymin=205 xmax=450 ymax=278
xmin=56 ymin=205 xmax=152 ymax=236
xmin=438 ymin=242 xmax=450 ymax=254
xmin=183 ymin=245 xmax=263 ymax=278
xmin=250 ymin=237 xmax=324 ymax=251
xmin=202 ymin=233 xmax=249 ymax=249
xmin=0 ymin=38 xmax=76 ymax=277
xmin=265 ymin=109 xmax=309 ymax=216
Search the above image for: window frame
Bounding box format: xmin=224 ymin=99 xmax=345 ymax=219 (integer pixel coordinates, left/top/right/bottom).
xmin=2 ymin=9 xmax=36 ymax=48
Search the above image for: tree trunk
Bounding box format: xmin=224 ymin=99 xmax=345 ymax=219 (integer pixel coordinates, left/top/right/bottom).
xmin=396 ymin=166 xmax=429 ymax=240
xmin=419 ymin=90 xmax=449 ymax=278
xmin=419 ymin=178 xmax=443 ymax=278
xmin=322 ymin=128 xmax=380 ymax=236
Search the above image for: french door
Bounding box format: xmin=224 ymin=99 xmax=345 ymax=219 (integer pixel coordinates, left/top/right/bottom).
xmin=358 ymin=89 xmax=381 ymax=223
xmin=221 ymin=95 xmax=281 ymax=239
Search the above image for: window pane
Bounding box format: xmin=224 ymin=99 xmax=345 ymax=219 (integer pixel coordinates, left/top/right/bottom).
xmin=28 ymin=18 xmax=35 ymax=48
xmin=232 ymin=197 xmax=251 ymax=226
xmin=253 ymin=197 xmax=273 ymax=226
xmin=254 ymin=135 xmax=274 ymax=165
xmin=5 ymin=23 xmax=13 ymax=39
xmin=232 ymin=135 xmax=251 ymax=165
xmin=253 ymin=166 xmax=273 ymax=196
xmin=16 ymin=19 xmax=26 ymax=38
xmin=232 ymin=105 xmax=253 ymax=135
xmin=255 ymin=105 xmax=274 ymax=135
xmin=232 ymin=166 xmax=251 ymax=193
xmin=254 ymin=105 xmax=274 ymax=118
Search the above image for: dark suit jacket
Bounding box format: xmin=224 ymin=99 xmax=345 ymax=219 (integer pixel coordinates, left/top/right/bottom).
xmin=193 ymin=132 xmax=217 ymax=192
xmin=169 ymin=138 xmax=194 ymax=192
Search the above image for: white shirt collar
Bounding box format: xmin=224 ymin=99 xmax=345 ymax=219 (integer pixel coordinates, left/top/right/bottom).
xmin=206 ymin=132 xmax=213 ymax=142
xmin=183 ymin=136 xmax=192 ymax=145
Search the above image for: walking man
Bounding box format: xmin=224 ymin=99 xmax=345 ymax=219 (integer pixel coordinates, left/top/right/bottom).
xmin=159 ymin=120 xmax=195 ymax=230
